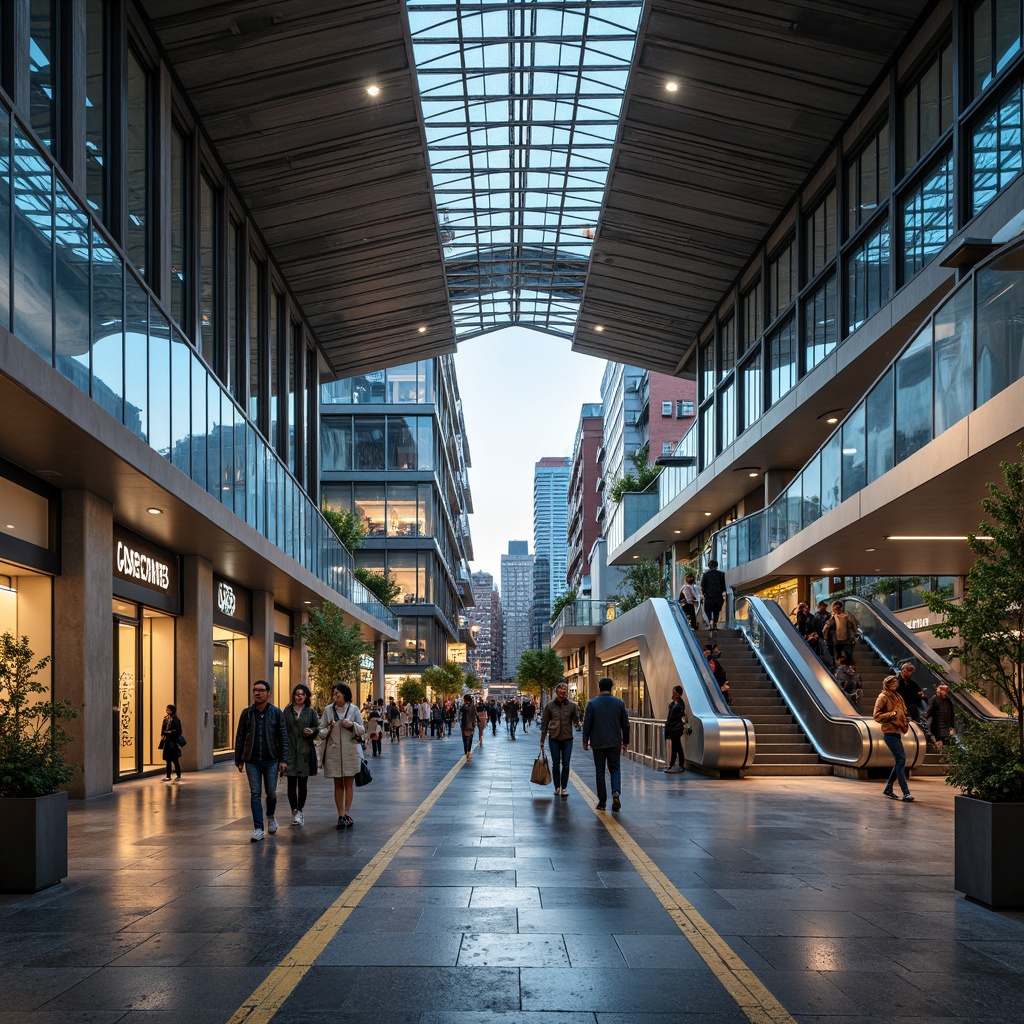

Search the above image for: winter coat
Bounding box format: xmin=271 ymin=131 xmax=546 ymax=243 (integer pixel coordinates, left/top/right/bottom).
xmin=160 ymin=714 xmax=182 ymax=761
xmin=540 ymin=698 xmax=580 ymax=742
xmin=318 ymin=702 xmax=366 ymax=778
xmin=459 ymin=701 xmax=477 ymax=735
xmin=665 ymin=699 xmax=687 ymax=736
xmin=873 ymin=687 xmax=909 ymax=735
xmin=284 ymin=705 xmax=320 ymax=778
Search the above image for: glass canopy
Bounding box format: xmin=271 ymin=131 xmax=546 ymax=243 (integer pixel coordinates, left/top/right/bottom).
xmin=406 ymin=0 xmax=643 ymax=338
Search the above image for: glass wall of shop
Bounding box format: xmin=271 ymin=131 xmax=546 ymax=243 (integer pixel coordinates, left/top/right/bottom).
xmin=273 ymin=606 xmax=294 ymax=702
xmin=212 ymin=626 xmax=249 ymax=752
xmin=321 ymin=361 xmax=435 ymax=405
xmin=0 ymin=569 xmax=53 ymax=694
xmin=601 ymin=656 xmax=650 ymax=718
xmin=810 ymin=575 xmax=955 ymax=612
xmin=112 ymin=600 xmax=174 ymax=779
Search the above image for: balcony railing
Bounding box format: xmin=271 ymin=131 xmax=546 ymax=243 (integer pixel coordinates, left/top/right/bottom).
xmin=606 ymin=489 xmax=659 ymax=554
xmin=0 ymin=103 xmax=395 ymax=629
xmin=711 ymin=237 xmax=1024 ymax=573
xmin=552 ymin=599 xmax=618 ymax=632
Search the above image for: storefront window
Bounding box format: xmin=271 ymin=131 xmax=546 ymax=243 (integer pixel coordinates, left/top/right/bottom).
xmin=213 ymin=627 xmax=249 ymax=752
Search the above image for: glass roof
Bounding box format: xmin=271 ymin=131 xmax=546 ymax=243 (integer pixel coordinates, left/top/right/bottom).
xmin=406 ymin=0 xmax=643 ymax=339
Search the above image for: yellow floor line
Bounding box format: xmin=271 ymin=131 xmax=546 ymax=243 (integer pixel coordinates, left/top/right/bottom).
xmin=568 ymin=769 xmax=799 ymax=1024
xmin=226 ymin=755 xmax=468 ymax=1024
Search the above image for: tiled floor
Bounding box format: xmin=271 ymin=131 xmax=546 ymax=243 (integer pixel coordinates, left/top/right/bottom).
xmin=3 ymin=726 xmax=1024 ymax=1023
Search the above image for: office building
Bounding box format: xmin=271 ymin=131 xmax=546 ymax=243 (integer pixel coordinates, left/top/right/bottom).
xmin=533 ymin=455 xmax=570 ymax=620
xmin=567 ymin=404 xmax=604 ymax=597
xmin=501 ymin=541 xmax=534 ymax=681
xmin=320 ymin=356 xmax=474 ymax=691
xmin=467 ymin=570 xmax=501 ymax=685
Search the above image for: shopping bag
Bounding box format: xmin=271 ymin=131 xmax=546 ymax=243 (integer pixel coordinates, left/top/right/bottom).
xmin=530 ymin=754 xmax=551 ymax=786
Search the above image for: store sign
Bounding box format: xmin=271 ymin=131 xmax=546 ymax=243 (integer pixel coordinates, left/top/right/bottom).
xmin=217 ymin=581 xmax=237 ymax=616
xmin=112 ymin=527 xmax=179 ymax=611
xmin=213 ymin=574 xmax=251 ymax=631
xmin=359 ymin=654 xmax=375 ymax=671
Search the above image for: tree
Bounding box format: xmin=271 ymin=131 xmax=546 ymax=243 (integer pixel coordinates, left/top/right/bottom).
xmin=294 ymin=601 xmax=372 ymax=710
xmin=922 ymin=442 xmax=1024 ymax=801
xmin=422 ymin=661 xmax=467 ymax=701
xmin=397 ymin=676 xmax=426 ymax=705
xmin=353 ymin=566 xmax=401 ymax=607
xmin=608 ymin=443 xmax=662 ymax=504
xmin=321 ymin=505 xmax=367 ymax=552
xmin=616 ymin=555 xmax=667 ymax=611
xmin=516 ymin=647 xmax=564 ymax=703
xmin=550 ymin=589 xmax=577 ymax=624
xmin=464 ymin=668 xmax=483 ymax=692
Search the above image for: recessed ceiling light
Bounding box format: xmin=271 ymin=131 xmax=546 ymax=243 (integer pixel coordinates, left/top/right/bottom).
xmin=418 ymin=325 xmax=427 ymax=334
xmin=826 ymin=416 xmax=839 ymax=425
xmin=821 ymin=566 xmax=838 ymax=572
xmin=5 ymin=524 xmax=14 ymax=530
xmin=818 ymin=409 xmax=844 ymax=425
xmin=748 ymin=471 xmax=759 ymax=478
xmin=367 ymin=84 xmax=380 ymax=97
xmin=304 ymin=600 xmax=312 ymax=605
xmin=703 ymin=511 xmax=712 ymax=517
xmin=865 ymin=547 xmax=875 ymax=552
xmin=632 ymin=555 xmax=638 ymax=559
xmin=665 ymin=80 xmax=679 ymax=92
xmin=594 ymin=324 xmax=605 ymax=332
xmin=146 ymin=507 xmax=163 ymax=515
xmin=673 ymin=530 xmax=681 ymax=534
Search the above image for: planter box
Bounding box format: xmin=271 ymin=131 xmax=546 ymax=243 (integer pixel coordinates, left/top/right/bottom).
xmin=0 ymin=791 xmax=68 ymax=893
xmin=954 ymin=795 xmax=1024 ymax=909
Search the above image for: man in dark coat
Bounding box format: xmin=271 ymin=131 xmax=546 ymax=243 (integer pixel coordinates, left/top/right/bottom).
xmin=582 ymin=677 xmax=630 ymax=811
xmin=700 ymin=560 xmax=727 ymax=634
xmin=925 ymin=683 xmax=956 ymax=751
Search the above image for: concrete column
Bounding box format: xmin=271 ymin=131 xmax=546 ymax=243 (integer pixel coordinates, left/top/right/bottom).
xmin=291 ymin=608 xmax=308 ymax=692
xmin=176 ymin=555 xmax=213 ymax=772
xmin=251 ymin=590 xmax=276 ymax=698
xmin=763 ymin=469 xmax=796 ymax=505
xmin=374 ymin=638 xmax=386 ymax=700
xmin=54 ymin=491 xmax=113 ymax=799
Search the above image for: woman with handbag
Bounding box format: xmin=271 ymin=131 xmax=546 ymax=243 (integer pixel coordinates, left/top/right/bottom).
xmin=873 ymin=675 xmax=914 ymax=802
xmin=662 ymin=685 xmax=687 ymax=773
xmin=284 ymin=683 xmax=319 ymax=826
xmin=459 ymin=693 xmax=477 ymax=760
xmin=160 ymin=704 xmax=183 ymax=782
xmin=319 ymin=682 xmax=366 ymax=828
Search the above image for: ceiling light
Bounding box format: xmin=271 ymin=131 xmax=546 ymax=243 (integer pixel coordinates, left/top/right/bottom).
xmin=594 ymin=324 xmax=605 ymax=332
xmin=749 ymin=471 xmax=759 ymax=478
xmin=865 ymin=547 xmax=875 ymax=552
xmin=825 ymin=416 xmax=839 ymax=425
xmin=418 ymin=325 xmax=427 ymax=334
xmin=821 ymin=566 xmax=838 ymax=572
xmin=703 ymin=511 xmax=712 ymax=517
xmin=632 ymin=555 xmax=638 ymax=559
xmin=5 ymin=524 xmax=14 ymax=530
xmin=673 ymin=530 xmax=681 ymax=534
xmin=886 ymin=535 xmax=992 ymax=541
xmin=366 ymin=84 xmax=380 ymax=97
xmin=818 ymin=409 xmax=844 ymax=425
xmin=146 ymin=507 xmax=163 ymax=515
xmin=304 ymin=600 xmax=312 ymax=605
xmin=665 ymin=80 xmax=679 ymax=92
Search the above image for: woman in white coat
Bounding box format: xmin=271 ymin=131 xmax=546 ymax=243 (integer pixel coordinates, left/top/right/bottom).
xmin=319 ymin=682 xmax=365 ymax=828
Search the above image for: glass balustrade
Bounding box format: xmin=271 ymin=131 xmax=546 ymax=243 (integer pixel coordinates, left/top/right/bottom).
xmin=711 ymin=238 xmax=1024 ymax=572
xmin=0 ymin=103 xmax=395 ymax=629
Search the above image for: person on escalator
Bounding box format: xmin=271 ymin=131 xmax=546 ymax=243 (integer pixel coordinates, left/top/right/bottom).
xmin=925 ymin=683 xmax=956 ymax=751
xmin=809 ymin=601 xmax=833 ymax=664
xmin=700 ymin=561 xmax=727 ymax=634
xmin=678 ymin=574 xmax=699 ymax=630
xmin=834 ymin=655 xmax=863 ymax=712
xmin=895 ymin=661 xmax=927 ymax=726
xmin=703 ymin=643 xmax=731 ymax=705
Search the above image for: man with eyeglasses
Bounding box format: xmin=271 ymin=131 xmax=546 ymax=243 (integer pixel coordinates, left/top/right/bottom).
xmin=234 ymin=680 xmax=290 ymax=842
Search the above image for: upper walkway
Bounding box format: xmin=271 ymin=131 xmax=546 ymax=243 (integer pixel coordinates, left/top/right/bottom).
xmin=2 ymin=726 xmax=1022 ymax=1023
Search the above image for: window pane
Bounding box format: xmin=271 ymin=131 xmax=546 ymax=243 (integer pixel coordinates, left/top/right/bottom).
xmin=976 ymin=256 xmax=1024 ymax=404
xmin=933 ymin=284 xmax=974 ymax=435
xmin=971 ymin=77 xmax=1024 ymax=216
xmin=170 ymin=125 xmax=188 ymax=328
xmin=742 ymin=350 xmax=762 ymax=429
xmin=321 ymin=416 xmax=352 ymax=470
xmin=170 ymin=330 xmax=191 ymax=476
xmin=418 ymin=483 xmax=434 ymax=535
xmin=269 ymin=290 xmax=281 ymax=452
xmin=768 ymin=316 xmax=796 ymax=405
xmin=803 ymin=273 xmax=837 ymax=371
xmin=54 ymin=180 xmax=91 ymax=391
xmin=768 ymin=240 xmax=794 ymax=323
xmin=13 ymin=126 xmax=53 ymax=361
xmin=718 ymin=381 xmax=736 ymax=450
xmin=249 ymin=255 xmax=262 ymax=425
xmin=85 ymin=0 xmax=107 ymax=220
xmin=91 ymin=232 xmax=123 ymax=422
xmin=700 ymin=403 xmax=714 ymax=469
xmin=865 ymin=369 xmax=894 ymax=484
xmin=741 ymin=280 xmax=762 ymax=353
xmin=29 ymin=0 xmax=54 ymax=151
xmin=895 ymin=328 xmax=932 ymax=463
xmin=720 ymin=317 xmax=735 ymax=376
xmin=226 ymin=220 xmax=240 ymax=398
xmin=388 ymin=415 xmax=419 ymax=470
xmin=124 ymin=272 xmax=148 ymax=442
xmin=149 ymin=304 xmax=171 ymax=458
xmin=418 ymin=417 xmax=434 ymax=470
xmin=903 ymin=151 xmax=953 ymax=280
xmin=699 ymin=340 xmax=715 ymax=398
xmin=841 ymin=403 xmax=866 ymax=501
xmin=847 ymin=219 xmax=891 ymax=331
xmin=801 ymin=455 xmax=821 ymax=529
xmin=199 ymin=175 xmax=217 ymax=370
xmin=190 ymin=352 xmax=207 ymax=489
xmin=126 ymin=49 xmax=149 ymax=277
xmin=354 ymin=417 xmax=385 ymax=470
xmin=0 ymin=110 xmax=10 ymax=332
xmin=805 ymin=190 xmax=836 ymax=279
xmin=820 ymin=432 xmax=841 ymax=513
xmin=387 ymin=484 xmax=418 ymax=536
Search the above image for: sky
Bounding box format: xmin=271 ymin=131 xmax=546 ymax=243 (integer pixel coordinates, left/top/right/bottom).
xmin=453 ymin=327 xmax=607 ymax=584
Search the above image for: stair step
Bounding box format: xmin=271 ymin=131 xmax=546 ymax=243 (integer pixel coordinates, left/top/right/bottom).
xmin=745 ymin=764 xmax=835 ymax=776
xmin=754 ymin=753 xmax=823 ymax=764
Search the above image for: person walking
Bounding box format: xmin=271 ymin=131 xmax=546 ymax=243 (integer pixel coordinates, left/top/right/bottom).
xmin=662 ymin=685 xmax=687 ymax=773
xmin=159 ymin=704 xmax=183 ymax=782
xmin=925 ymin=683 xmax=956 ymax=752
xmin=540 ymin=682 xmax=581 ymax=797
xmin=387 ymin=699 xmax=401 ymax=742
xmin=284 ymin=682 xmax=319 ymax=826
xmin=504 ymin=696 xmax=520 ymax=740
xmin=678 ymin=573 xmax=699 ymax=630
xmin=582 ymin=677 xmax=630 ymax=811
xmin=700 ymin=560 xmax=727 ymax=635
xmin=319 ymin=682 xmax=366 ymax=829
xmin=234 ymin=680 xmax=290 ymax=841
xmin=873 ymin=675 xmax=914 ymax=802
xmin=488 ymin=698 xmax=500 ymax=735
xmin=826 ymin=601 xmax=859 ymax=664
xmin=476 ymin=698 xmax=488 ymax=747
xmin=459 ymin=693 xmax=477 ymax=760
xmin=366 ymin=700 xmax=384 ymax=757
xmin=522 ymin=698 xmax=535 ymax=733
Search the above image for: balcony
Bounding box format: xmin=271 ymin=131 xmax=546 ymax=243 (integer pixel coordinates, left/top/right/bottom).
xmin=550 ymin=599 xmax=618 ymax=654
xmin=605 ymin=490 xmax=659 ymax=555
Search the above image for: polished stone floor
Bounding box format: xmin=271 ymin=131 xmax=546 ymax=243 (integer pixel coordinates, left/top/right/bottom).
xmin=3 ymin=725 xmax=1024 ymax=1024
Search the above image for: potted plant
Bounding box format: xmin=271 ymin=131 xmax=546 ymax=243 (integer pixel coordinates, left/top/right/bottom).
xmin=0 ymin=632 xmax=77 ymax=893
xmin=923 ymin=443 xmax=1024 ymax=909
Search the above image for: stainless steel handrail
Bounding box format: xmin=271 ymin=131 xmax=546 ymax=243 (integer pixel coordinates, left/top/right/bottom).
xmin=736 ymin=597 xmax=925 ymax=769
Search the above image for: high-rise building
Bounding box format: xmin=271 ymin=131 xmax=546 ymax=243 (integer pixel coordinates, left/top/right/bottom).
xmin=501 ymin=541 xmax=534 ymax=681
xmin=533 ymin=456 xmax=570 ymax=620
xmin=320 ymin=356 xmax=474 ymax=693
xmin=468 ymin=570 xmax=501 ymax=685
xmin=567 ymin=404 xmax=604 ymax=596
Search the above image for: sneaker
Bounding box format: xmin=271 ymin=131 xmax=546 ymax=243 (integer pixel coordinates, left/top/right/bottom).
xmin=172 ymin=777 xmax=182 ymax=784
xmin=902 ymin=793 xmax=915 ymax=802
xmin=612 ymin=792 xmax=621 ymax=811
xmin=882 ymin=789 xmax=895 ymax=798
xmin=560 ymin=789 xmax=568 ymax=799
xmin=267 ymin=817 xmax=279 ymax=834
xmin=162 ymin=777 xmax=171 ymax=782
xmin=290 ymin=811 xmax=300 ymax=826
xmin=250 ymin=828 xmax=265 ymax=842
xmin=596 ymin=802 xmax=606 ymax=810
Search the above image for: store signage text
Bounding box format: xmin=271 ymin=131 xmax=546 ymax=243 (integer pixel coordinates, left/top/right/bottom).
xmin=217 ymin=582 xmax=237 ymax=616
xmin=116 ymin=540 xmax=170 ymax=590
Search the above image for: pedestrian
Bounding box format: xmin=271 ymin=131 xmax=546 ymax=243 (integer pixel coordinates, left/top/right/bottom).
xmin=284 ymin=682 xmax=319 ymax=827
xmin=159 ymin=704 xmax=183 ymax=782
xmin=826 ymin=601 xmax=859 ymax=664
xmin=234 ymin=680 xmax=290 ymax=842
xmin=582 ymin=677 xmax=630 ymax=811
xmin=319 ymin=682 xmax=366 ymax=829
xmin=540 ymin=682 xmax=581 ymax=797
xmin=810 ymin=600 xmax=832 ymax=663
xmin=873 ymin=675 xmax=914 ymax=802
xmin=387 ymin=698 xmax=401 ymax=742
xmin=488 ymin=698 xmax=500 ymax=735
xmin=504 ymin=696 xmax=520 ymax=740
xmin=679 ymin=573 xmax=699 ymax=629
xmin=700 ymin=559 xmax=727 ymax=634
xmin=366 ymin=700 xmax=384 ymax=757
xmin=420 ymin=699 xmax=432 ymax=739
xmin=895 ymin=661 xmax=927 ymax=726
xmin=476 ymin=698 xmax=488 ymax=747
xmin=703 ymin=643 xmax=731 ymax=705
xmin=431 ymin=699 xmax=444 ymax=738
xmin=662 ymin=685 xmax=687 ymax=773
xmin=459 ymin=693 xmax=477 ymax=759
xmin=522 ymin=697 xmax=535 ymax=733
xmin=925 ymin=683 xmax=956 ymax=752
xmin=834 ymin=655 xmax=863 ymax=712
xmin=795 ymin=601 xmax=814 ymax=640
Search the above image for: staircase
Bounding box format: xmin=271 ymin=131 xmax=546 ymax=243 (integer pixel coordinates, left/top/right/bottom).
xmin=711 ymin=629 xmax=831 ymax=776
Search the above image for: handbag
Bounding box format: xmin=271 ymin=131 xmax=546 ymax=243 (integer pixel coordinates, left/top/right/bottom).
xmin=530 ymin=754 xmax=551 ymax=786
xmin=308 ymin=741 xmax=318 ymax=777
xmin=354 ymin=758 xmax=372 ymax=787
xmin=176 ymin=735 xmax=187 ymax=748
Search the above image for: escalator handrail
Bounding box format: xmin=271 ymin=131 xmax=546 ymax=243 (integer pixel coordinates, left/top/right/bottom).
xmin=668 ymin=600 xmax=735 ymax=718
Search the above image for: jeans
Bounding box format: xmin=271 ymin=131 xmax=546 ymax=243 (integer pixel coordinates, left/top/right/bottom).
xmin=508 ymin=719 xmax=517 ymax=738
xmin=667 ymin=732 xmax=684 ymax=768
xmin=592 ymin=746 xmax=621 ymax=804
xmin=882 ymin=733 xmax=909 ymax=795
xmin=462 ymin=731 xmax=474 ymax=754
xmin=548 ymin=737 xmax=573 ymax=790
xmin=245 ymin=760 xmax=279 ymax=828
xmin=705 ymin=600 xmax=723 ymax=628
xmin=681 ymin=602 xmax=697 ymax=629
